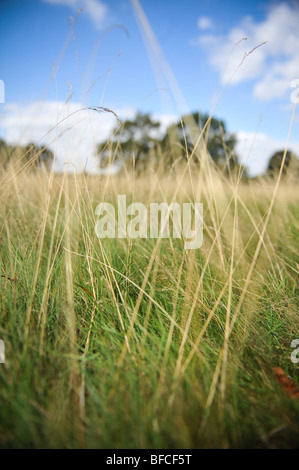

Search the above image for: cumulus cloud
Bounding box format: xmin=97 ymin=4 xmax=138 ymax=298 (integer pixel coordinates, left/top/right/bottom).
xmin=0 ymin=101 xmax=128 ymax=173
xmin=0 ymin=101 xmax=178 ymax=174
xmin=2 ymin=99 xmax=296 ymax=177
xmin=43 ymin=0 xmax=108 ymax=30
xmin=197 ymin=2 xmax=299 ymax=101
xmin=236 ymin=130 xmax=299 ymax=176
xmin=197 ymin=16 xmax=213 ymax=30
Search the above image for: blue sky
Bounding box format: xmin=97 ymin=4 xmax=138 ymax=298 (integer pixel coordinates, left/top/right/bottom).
xmin=0 ymin=0 xmax=299 ymax=175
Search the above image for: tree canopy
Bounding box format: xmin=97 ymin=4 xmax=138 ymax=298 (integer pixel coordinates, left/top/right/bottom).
xmin=97 ymin=111 xmax=161 ymax=171
xmin=97 ymin=110 xmax=242 ymax=176
xmin=266 ymin=150 xmax=299 ymax=178
xmin=160 ymin=112 xmax=238 ymax=170
xmin=0 ymin=139 xmax=54 ymax=170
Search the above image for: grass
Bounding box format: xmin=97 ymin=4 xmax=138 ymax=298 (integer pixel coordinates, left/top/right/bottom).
xmin=0 ymin=154 xmax=298 ymax=449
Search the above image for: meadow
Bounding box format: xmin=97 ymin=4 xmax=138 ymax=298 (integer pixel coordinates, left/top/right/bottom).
xmin=0 ymin=144 xmax=298 ymax=448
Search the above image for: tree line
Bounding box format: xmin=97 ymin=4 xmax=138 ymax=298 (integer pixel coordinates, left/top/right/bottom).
xmin=97 ymin=111 xmax=242 ymax=176
xmin=97 ymin=111 xmax=299 ymax=179
xmin=0 ymin=139 xmax=53 ymax=170
xmin=1 ymin=111 xmax=298 ymax=179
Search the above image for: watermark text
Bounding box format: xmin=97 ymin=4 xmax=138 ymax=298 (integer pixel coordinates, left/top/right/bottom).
xmin=95 ymin=196 xmax=203 ymax=249
xmin=291 ymin=339 xmax=299 ymax=364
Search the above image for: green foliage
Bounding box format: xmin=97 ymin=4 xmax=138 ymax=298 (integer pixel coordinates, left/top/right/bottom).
xmin=0 ymin=139 xmax=54 ymax=170
xmin=97 ymin=111 xmax=161 ymax=170
xmin=267 ymin=150 xmax=299 ymax=179
xmin=23 ymin=142 xmax=54 ymax=170
xmin=97 ymin=111 xmax=243 ymax=175
xmin=0 ymin=173 xmax=298 ymax=448
xmin=162 ymin=112 xmax=238 ymax=167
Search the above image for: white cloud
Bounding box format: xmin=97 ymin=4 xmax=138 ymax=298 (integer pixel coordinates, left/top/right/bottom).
xmin=236 ymin=130 xmax=299 ymax=176
xmin=43 ymin=0 xmax=108 ymax=30
xmin=0 ymin=101 xmax=178 ymax=174
xmin=197 ymin=3 xmax=299 ymax=101
xmin=152 ymin=113 xmax=177 ymax=136
xmin=0 ymin=101 xmax=128 ymax=173
xmin=197 ymin=16 xmax=213 ymax=30
xmin=4 ymin=100 xmax=296 ymax=177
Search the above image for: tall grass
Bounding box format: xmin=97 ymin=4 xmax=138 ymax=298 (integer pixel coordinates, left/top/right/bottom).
xmin=0 ymin=146 xmax=298 ymax=448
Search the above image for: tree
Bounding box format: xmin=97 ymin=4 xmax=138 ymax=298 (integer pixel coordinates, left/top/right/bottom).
xmin=0 ymin=138 xmax=54 ymax=170
xmin=161 ymin=112 xmax=239 ymax=171
xmin=97 ymin=112 xmax=161 ymax=172
xmin=266 ymin=150 xmax=298 ymax=178
xmin=0 ymin=139 xmax=9 ymax=168
xmin=23 ymin=142 xmax=54 ymax=170
xmin=96 ymin=110 xmax=242 ymax=176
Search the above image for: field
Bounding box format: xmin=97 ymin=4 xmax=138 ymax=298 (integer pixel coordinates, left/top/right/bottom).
xmin=0 ymin=151 xmax=298 ymax=449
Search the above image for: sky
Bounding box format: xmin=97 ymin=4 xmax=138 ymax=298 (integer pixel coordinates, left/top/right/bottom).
xmin=0 ymin=0 xmax=299 ymax=175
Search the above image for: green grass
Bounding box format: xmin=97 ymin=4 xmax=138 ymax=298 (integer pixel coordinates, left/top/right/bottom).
xmin=0 ymin=163 xmax=298 ymax=449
